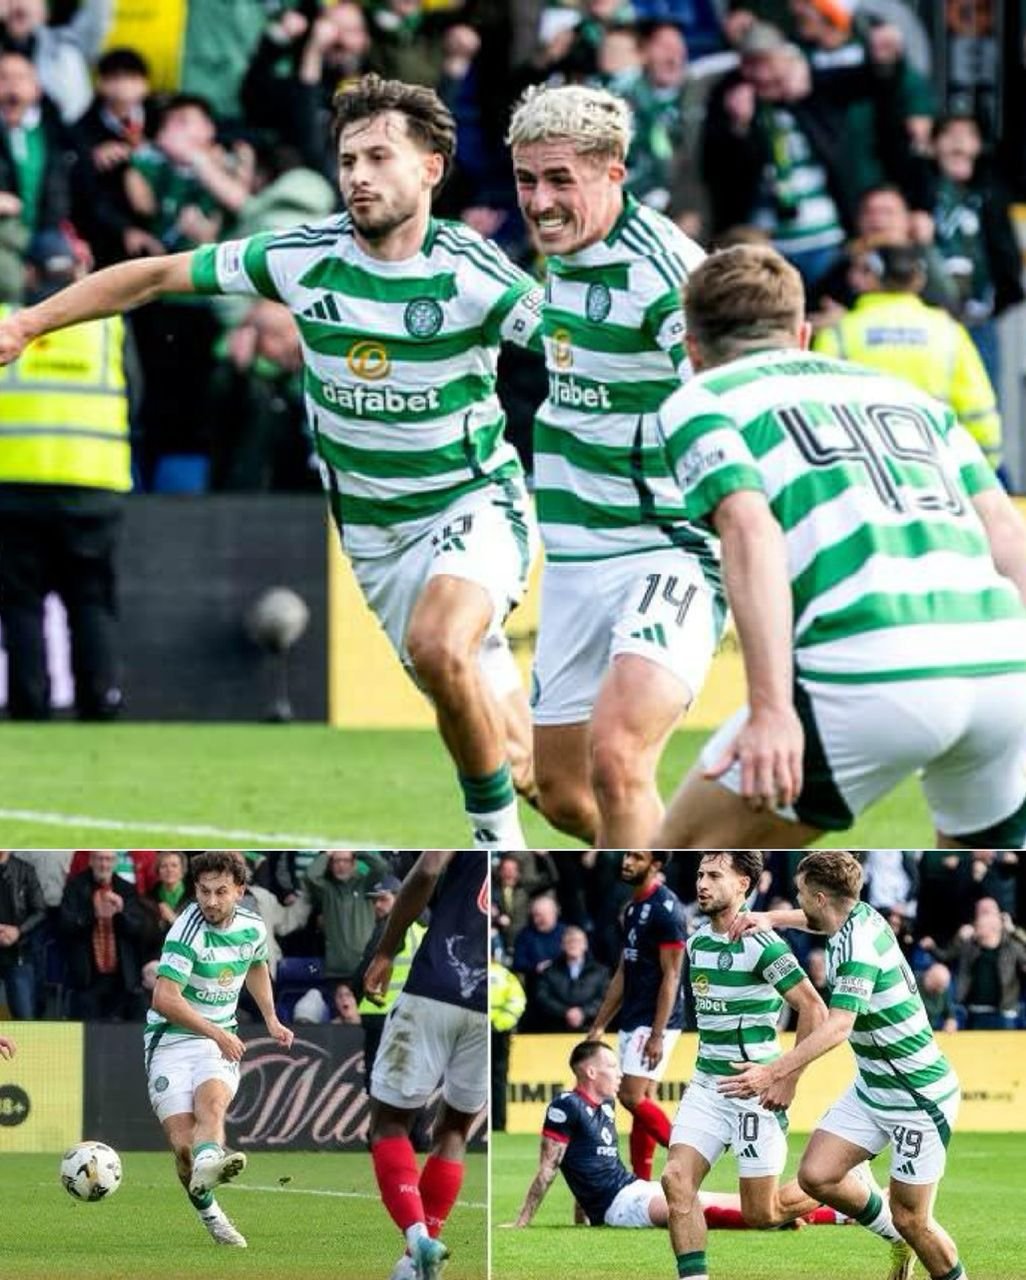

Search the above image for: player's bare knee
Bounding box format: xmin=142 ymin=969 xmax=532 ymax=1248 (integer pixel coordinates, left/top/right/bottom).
xmin=407 ymin=629 xmax=470 ymax=693
xmin=617 ymin=1078 xmax=646 ymax=1110
xmin=796 ymin=1159 xmax=827 ymax=1201
xmin=534 ymin=775 xmax=597 ymax=840
xmin=661 ymin=1162 xmax=698 ymax=1211
xmin=591 ymin=736 xmax=647 ymax=808
xmin=890 ymin=1198 xmax=927 ymax=1239
xmin=741 ymin=1202 xmax=778 ymax=1230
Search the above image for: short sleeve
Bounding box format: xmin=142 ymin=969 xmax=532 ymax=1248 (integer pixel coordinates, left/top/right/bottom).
xmin=190 ymin=233 xmax=284 ymax=302
xmin=830 ymin=927 xmax=880 ymax=1014
xmin=660 ymin=383 xmax=766 ymax=525
xmin=753 ymin=933 xmax=804 ymax=994
xmin=157 ymin=924 xmax=196 ymax=987
xmin=654 ymin=895 xmax=686 ymax=949
xmin=542 ymin=1096 xmax=577 ymax=1144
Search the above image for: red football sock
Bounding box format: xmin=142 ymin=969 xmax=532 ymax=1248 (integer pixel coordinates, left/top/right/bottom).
xmin=805 ymin=1206 xmax=841 ymax=1224
xmin=371 ymin=1136 xmax=424 ymax=1232
xmin=419 ymin=1155 xmax=463 ymax=1238
xmin=632 ymin=1097 xmax=672 ymax=1146
xmin=629 ymin=1123 xmax=658 ymax=1180
xmin=702 ymin=1203 xmax=751 ymax=1230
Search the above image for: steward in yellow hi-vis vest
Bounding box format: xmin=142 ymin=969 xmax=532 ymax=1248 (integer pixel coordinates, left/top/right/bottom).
xmin=813 ymin=242 xmax=1003 ymax=472
xmin=355 ymin=873 xmax=427 ymax=1082
xmin=0 ymin=230 xmax=131 ymax=721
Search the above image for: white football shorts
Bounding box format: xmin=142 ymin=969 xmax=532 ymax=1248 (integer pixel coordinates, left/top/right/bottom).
xmin=605 ymin=1179 xmax=663 ymax=1227
xmin=352 ymin=480 xmax=538 ymax=700
xmin=618 ymin=1026 xmax=682 ymax=1082
xmin=701 ymin=671 xmax=1026 ymax=838
xmin=669 ymin=1078 xmax=788 ymax=1178
xmin=145 ymin=1035 xmax=241 ymax=1123
xmin=815 ymin=1084 xmax=960 ymax=1185
xmin=370 ymin=991 xmax=487 ymax=1114
xmin=532 ymin=549 xmax=723 ymax=725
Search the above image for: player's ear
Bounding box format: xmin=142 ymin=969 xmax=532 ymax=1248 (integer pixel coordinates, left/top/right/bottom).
xmin=424 ymin=150 xmax=445 ymax=190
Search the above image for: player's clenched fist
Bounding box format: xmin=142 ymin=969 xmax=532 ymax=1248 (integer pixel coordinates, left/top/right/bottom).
xmin=0 ymin=313 xmax=30 ymax=365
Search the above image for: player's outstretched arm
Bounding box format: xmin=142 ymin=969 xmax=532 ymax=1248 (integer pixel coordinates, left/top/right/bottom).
xmin=364 ymin=852 xmax=456 ymax=1003
xmin=728 ymin=908 xmax=811 ymax=940
xmin=0 ymin=253 xmax=196 ymax=365
xmin=706 ymin=490 xmax=803 ymax=809
xmin=244 ymin=961 xmax=294 ymax=1049
xmin=504 ymin=1136 xmax=568 ymax=1227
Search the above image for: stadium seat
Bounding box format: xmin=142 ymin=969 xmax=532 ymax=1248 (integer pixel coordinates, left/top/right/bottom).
xmin=152 ymin=453 xmax=210 ymax=493
xmin=274 ymin=956 xmax=327 ymax=1022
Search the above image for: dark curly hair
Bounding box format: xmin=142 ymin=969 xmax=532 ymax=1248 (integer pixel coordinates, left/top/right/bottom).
xmin=700 ymin=851 xmax=764 ymax=895
xmin=331 ymin=73 xmax=456 ymax=186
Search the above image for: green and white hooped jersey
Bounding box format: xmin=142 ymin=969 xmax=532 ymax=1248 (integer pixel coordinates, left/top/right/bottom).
xmin=687 ymin=918 xmax=805 ymax=1083
xmin=191 ymin=215 xmax=543 ymax=559
xmin=144 ymin=902 xmax=269 ymax=1049
xmin=827 ymin=902 xmax=959 ymax=1115
xmin=753 ymin=108 xmax=846 ymax=255
xmin=660 ymin=348 xmax=1026 ymax=683
xmin=534 ymin=194 xmax=717 ymax=572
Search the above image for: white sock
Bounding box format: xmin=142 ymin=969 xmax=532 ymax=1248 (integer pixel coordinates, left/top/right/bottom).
xmin=404 ymin=1223 xmax=429 ymax=1250
xmin=857 ymin=1189 xmax=902 ymax=1243
xmin=468 ymin=799 xmax=525 ymax=849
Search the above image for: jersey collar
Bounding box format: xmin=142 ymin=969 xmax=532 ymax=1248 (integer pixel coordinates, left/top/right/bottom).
xmin=574 ymin=1085 xmax=604 ymax=1107
xmin=633 ymin=879 xmax=660 ymax=903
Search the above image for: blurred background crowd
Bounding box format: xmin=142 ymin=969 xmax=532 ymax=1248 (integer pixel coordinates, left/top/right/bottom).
xmin=489 ymin=851 xmax=1026 ymax=1042
xmin=0 ymin=0 xmax=1023 ymax=492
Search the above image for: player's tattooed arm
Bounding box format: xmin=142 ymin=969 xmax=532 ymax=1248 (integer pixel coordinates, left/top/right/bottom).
xmin=588 ymin=960 xmax=624 ymax=1039
xmin=507 ymin=1136 xmax=568 ymax=1227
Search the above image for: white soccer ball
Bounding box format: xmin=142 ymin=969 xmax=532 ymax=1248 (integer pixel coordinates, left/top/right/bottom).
xmin=60 ymin=1141 xmax=122 ymax=1201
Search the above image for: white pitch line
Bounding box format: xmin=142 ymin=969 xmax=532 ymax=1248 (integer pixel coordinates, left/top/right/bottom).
xmin=228 ymin=1184 xmax=487 ymax=1210
xmin=0 ymin=808 xmax=375 ymax=848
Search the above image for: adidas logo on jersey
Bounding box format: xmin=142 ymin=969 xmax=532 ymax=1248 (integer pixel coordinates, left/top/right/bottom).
xmin=548 ymin=373 xmax=612 ymax=410
xmin=738 ymin=1144 xmax=759 ymax=1160
xmin=629 ymin=623 xmax=668 ymax=648
xmin=895 ymin=1160 xmax=917 ymax=1176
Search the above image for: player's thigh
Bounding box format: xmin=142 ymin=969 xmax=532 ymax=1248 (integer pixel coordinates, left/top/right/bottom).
xmin=532 ymin=561 xmax=614 ymax=726
xmin=608 ymin=549 xmax=723 ymax=711
xmin=591 ymin=652 xmax=689 ymax=759
xmin=441 ymin=1008 xmax=488 ymax=1114
xmin=146 ymin=1037 xmax=235 ymax=1125
xmin=605 ymin=1180 xmax=666 ymax=1228
xmin=534 ymin=721 xmax=591 ymax=795
xmin=802 ymin=1088 xmax=887 ymax=1187
xmin=619 ymin=1027 xmax=682 ymax=1083
xmin=921 ymin=672 xmax=1026 ymax=841
xmin=371 ymin=993 xmax=466 ymax=1111
xmin=668 ymin=1084 xmax=731 ymax=1173
xmin=193 ymin=1075 xmax=237 ymax=1126
xmin=350 ymin=540 xmax=430 ymax=675
xmin=658 ymin=757 xmax=822 ymax=848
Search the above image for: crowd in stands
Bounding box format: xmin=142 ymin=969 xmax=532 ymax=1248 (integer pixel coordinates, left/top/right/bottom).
xmin=0 ymin=1 xmax=1023 ymax=490
xmin=491 ymin=851 xmax=1026 ymax=1034
xmin=0 ymin=848 xmax=419 ymax=1026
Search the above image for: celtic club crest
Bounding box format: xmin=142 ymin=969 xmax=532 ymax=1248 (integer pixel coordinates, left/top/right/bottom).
xmin=404 ymin=298 xmax=443 ymax=338
xmin=585 ymin=282 xmax=612 ymax=323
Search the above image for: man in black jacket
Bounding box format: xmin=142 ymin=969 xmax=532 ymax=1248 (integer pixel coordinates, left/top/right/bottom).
xmin=0 ymin=851 xmax=45 ymax=1018
xmin=534 ymin=925 xmax=609 ymax=1033
xmin=59 ymin=849 xmax=146 ymax=1019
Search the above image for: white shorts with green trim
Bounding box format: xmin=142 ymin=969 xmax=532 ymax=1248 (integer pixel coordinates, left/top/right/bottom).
xmin=145 ymin=1035 xmax=241 ymax=1123
xmin=605 ymin=1179 xmax=662 ymax=1227
xmin=669 ymin=1078 xmax=788 ymax=1178
xmin=370 ymin=991 xmax=487 ymax=1114
xmin=700 ymin=671 xmax=1026 ymax=838
xmin=815 ymin=1083 xmax=960 ymax=1185
xmin=532 ymin=549 xmax=723 ymax=725
xmin=351 ymin=480 xmax=538 ymax=700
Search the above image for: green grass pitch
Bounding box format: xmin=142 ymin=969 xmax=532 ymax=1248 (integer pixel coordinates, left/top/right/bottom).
xmin=0 ymin=724 xmax=932 ymax=848
xmin=0 ymin=1150 xmax=484 ymax=1279
xmin=492 ymin=1132 xmax=1025 ymax=1280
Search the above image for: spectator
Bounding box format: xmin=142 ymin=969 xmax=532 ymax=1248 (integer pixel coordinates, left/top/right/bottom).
xmin=805 ymin=946 xmax=830 ymax=1002
xmin=69 ymin=850 xmax=157 ymax=893
xmin=970 ymin=852 xmax=1019 ymax=917
xmin=490 ymin=937 xmax=526 ymax=1132
xmin=125 ymin=93 xmax=252 ymax=490
xmin=701 ymin=21 xmax=915 ymax=288
xmin=512 ymin=892 xmax=564 ymax=1015
xmin=365 ymin=0 xmax=451 ymax=88
xmin=0 ymin=850 xmax=44 ymax=1018
xmin=929 ymin=113 xmax=1025 ymax=392
xmin=861 ymin=851 xmax=919 ymax=917
xmin=924 ymin=907 xmax=1026 ymax=1030
xmin=331 ymin=980 xmax=361 ymax=1025
xmin=209 ymin=298 xmax=315 ymax=493
xmin=533 ymin=924 xmax=609 ymax=1033
xmin=812 ymin=242 xmax=1004 ymax=473
xmin=917 ymin=962 xmax=958 ymax=1034
xmin=139 ymin=851 xmax=190 ymax=958
xmin=622 ymin=22 xmax=690 ymax=215
xmin=0 ymin=50 xmax=79 ymax=245
xmin=491 ymin=854 xmax=531 ymax=954
xmin=72 ymin=47 xmax=156 ymax=267
xmin=0 ymin=228 xmax=133 ymax=720
xmin=916 ymin=852 xmax=974 ymax=948
xmin=0 ymin=0 xmax=113 ymax=125
xmin=59 ymin=848 xmax=145 ymax=1020
xmin=306 ymin=851 xmax=390 ymax=983
xmin=808 ymin=183 xmax=959 ymax=317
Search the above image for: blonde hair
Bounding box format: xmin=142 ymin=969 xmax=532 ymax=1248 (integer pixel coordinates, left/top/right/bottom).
xmin=506 ymin=84 xmax=633 ymax=162
xmin=684 ymin=244 xmax=805 ymax=365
